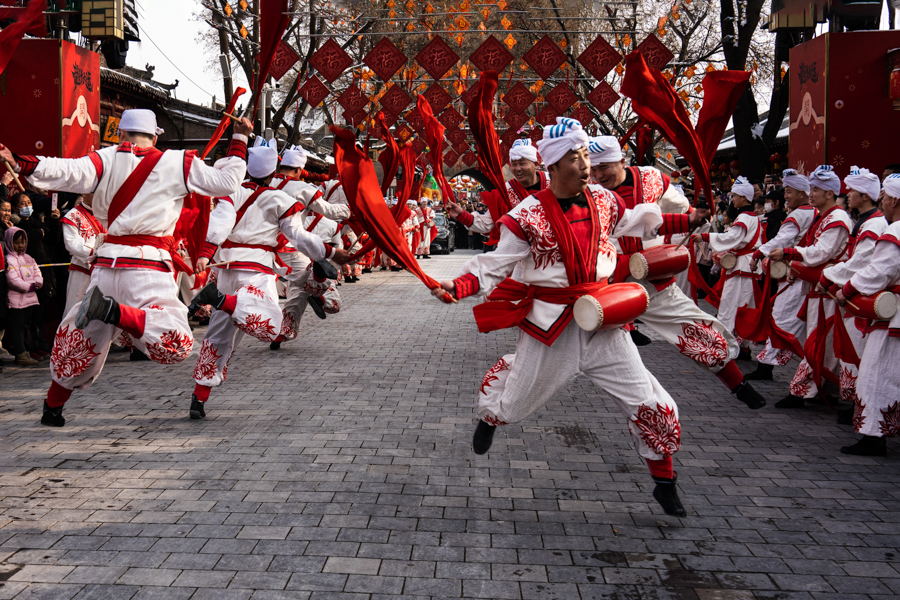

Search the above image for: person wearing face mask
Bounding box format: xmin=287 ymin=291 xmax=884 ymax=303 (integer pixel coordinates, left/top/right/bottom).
xmin=763 ymin=190 xmax=787 ymax=243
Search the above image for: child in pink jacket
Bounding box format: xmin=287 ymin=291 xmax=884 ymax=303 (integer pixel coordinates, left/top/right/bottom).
xmin=5 ymin=227 xmax=42 ymax=366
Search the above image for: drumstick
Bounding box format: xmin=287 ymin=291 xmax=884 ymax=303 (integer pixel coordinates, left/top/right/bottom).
xmin=221 ymin=112 xmax=256 ymax=139
xmin=205 ymin=260 xmax=236 ymax=269
xmin=788 ymin=264 xmax=860 ymax=310
xmin=8 ymin=262 xmax=71 ymax=269
xmin=3 ymin=159 xmax=25 ymax=192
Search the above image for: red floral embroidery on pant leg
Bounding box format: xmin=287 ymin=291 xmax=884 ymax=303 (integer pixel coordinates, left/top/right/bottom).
xmin=634 ymin=403 xmax=681 ymax=456
xmin=240 ymin=285 xmax=268 ymax=299
xmin=878 ymin=402 xmax=900 ymax=437
xmin=238 ymin=314 xmax=278 ymax=341
xmin=145 ymin=330 xmax=193 ymax=364
xmin=481 ymin=415 xmax=508 ymax=426
xmin=193 ymin=339 xmax=222 ymax=381
xmin=852 ymin=400 xmax=866 ymax=432
xmin=480 ymin=357 xmax=510 ymax=395
xmin=789 ymin=360 xmax=813 ymax=397
xmin=839 ymin=366 xmax=858 ymax=404
xmin=279 ymin=311 xmax=295 ymax=338
xmin=51 ymin=325 xmax=101 ymax=379
xmin=675 ymin=321 xmax=728 ymax=368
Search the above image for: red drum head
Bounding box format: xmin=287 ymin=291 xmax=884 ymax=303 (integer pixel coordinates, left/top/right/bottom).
xmin=573 ymin=282 xmax=650 ymax=332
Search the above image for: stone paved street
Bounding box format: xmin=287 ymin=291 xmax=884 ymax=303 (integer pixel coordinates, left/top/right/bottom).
xmin=1 ymin=250 xmax=899 ymax=600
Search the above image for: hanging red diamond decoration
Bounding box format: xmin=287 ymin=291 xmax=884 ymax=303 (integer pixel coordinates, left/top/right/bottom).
xmin=504 ymin=110 xmax=528 ymax=132
xmin=586 ymin=81 xmax=620 ymax=113
xmin=395 ymin=123 xmax=414 ymax=143
xmin=546 ymin=83 xmax=578 ymax=114
xmin=406 ymin=107 xmax=425 ymax=132
xmin=370 ymin=119 xmax=383 ymax=139
xmin=439 ymin=107 xmax=464 ymax=130
xmin=501 ymin=143 xmax=511 ymax=165
xmin=422 ymin=83 xmax=453 ymax=112
xmin=529 ymin=127 xmax=543 ymax=145
xmin=453 ymin=140 xmax=468 ymax=156
xmin=523 ymin=35 xmax=566 ymax=80
xmin=337 ymin=84 xmax=368 ymax=116
xmin=499 ymin=127 xmax=518 ymax=146
xmin=363 ymin=37 xmax=407 ymax=81
xmin=379 ymin=110 xmax=398 ymax=128
xmin=444 ymin=148 xmax=460 ymax=167
xmin=536 ymin=105 xmax=560 ymax=126
xmin=462 ymin=150 xmax=477 ymax=166
xmin=576 ymin=36 xmax=621 ymax=81
xmin=568 ymin=105 xmax=594 ymax=127
xmin=310 ymin=38 xmax=352 ymax=83
xmin=380 ymin=85 xmax=412 ymax=115
xmin=256 ymin=39 xmax=300 ymax=81
xmin=636 ymin=34 xmax=674 ymax=71
xmin=299 ymin=76 xmax=330 ymax=107
xmin=446 ymin=127 xmax=466 ymax=145
xmin=415 ymin=37 xmax=459 ymax=80
xmin=344 ymin=109 xmax=366 ymax=127
xmin=461 ymin=82 xmax=481 ymax=106
xmin=502 ymin=82 xmax=535 ymax=114
xmin=469 ymin=35 xmax=514 ymax=74
xmin=412 ymin=137 xmax=427 ymax=155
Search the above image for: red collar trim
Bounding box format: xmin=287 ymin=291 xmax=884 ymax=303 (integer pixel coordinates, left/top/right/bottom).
xmin=117 ymin=142 xmax=160 ymax=157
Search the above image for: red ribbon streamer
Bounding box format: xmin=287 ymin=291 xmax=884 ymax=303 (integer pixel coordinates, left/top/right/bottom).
xmin=202 ymin=87 xmax=247 ymax=161
xmin=375 ymin=111 xmax=400 ymax=195
xmin=253 ymin=0 xmax=290 ymax=115
xmin=416 ymin=95 xmax=456 ymax=207
xmin=0 ymin=0 xmax=47 ymax=78
xmin=468 ymin=72 xmax=511 ymax=244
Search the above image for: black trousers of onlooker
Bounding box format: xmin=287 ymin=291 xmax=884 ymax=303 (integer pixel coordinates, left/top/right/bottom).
xmin=7 ymin=306 xmax=33 ymax=355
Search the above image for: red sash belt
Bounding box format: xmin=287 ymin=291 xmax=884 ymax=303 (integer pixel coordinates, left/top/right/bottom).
xmin=68 ymin=264 xmax=91 ymax=275
xmin=105 ymin=234 xmax=191 ymax=274
xmin=221 ymin=240 xmax=290 ymax=273
xmin=473 ymin=277 xmax=607 ymax=333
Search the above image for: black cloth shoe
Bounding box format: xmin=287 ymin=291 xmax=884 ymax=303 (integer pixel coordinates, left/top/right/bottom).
xmin=737 ymin=348 xmax=753 ymax=361
xmin=190 ymin=395 xmax=206 ymax=420
xmin=472 ymin=420 xmax=496 ymax=455
xmin=390 ymin=266 xmax=403 ymax=272
xmin=652 ymin=475 xmax=686 ymax=517
xmin=270 ymin=341 xmax=281 ymax=351
xmin=41 ymin=401 xmax=65 ymax=427
xmin=308 ymin=295 xmax=327 ymax=320
xmin=744 ymin=363 xmax=774 ymax=381
xmin=362 ymin=268 xmax=372 ymax=274
xmin=129 ymin=349 xmax=150 ymax=361
xmin=629 ymin=328 xmax=652 ymax=346
xmin=841 ymin=435 xmax=886 ymax=457
xmin=836 ymin=406 xmax=854 ymax=425
xmin=775 ymin=394 xmax=805 ymax=409
xmin=198 ymin=317 xmax=210 ymax=326
xmin=733 ymin=381 xmax=766 ymax=409
xmin=313 ymin=259 xmax=338 ymax=280
xmin=422 ymin=255 xmax=431 ymax=259
xmin=189 ymin=283 xmax=226 ymax=319
xmin=75 ymin=285 xmax=116 ymax=329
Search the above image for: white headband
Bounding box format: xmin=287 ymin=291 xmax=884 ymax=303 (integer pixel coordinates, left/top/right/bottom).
xmin=537 ymin=117 xmax=590 ymax=167
xmin=844 ymin=166 xmax=880 ymax=201
xmin=119 ymin=109 xmax=164 ymax=136
xmin=248 ymin=146 xmax=278 ymax=178
xmin=509 ymin=139 xmax=538 ymax=163
xmin=587 ymin=135 xmax=623 ymax=164
xmin=883 ymin=174 xmax=900 ymax=200
xmin=782 ymin=168 xmax=810 ymax=194
xmin=282 ymin=145 xmax=308 ymax=169
xmin=731 ymin=176 xmax=754 ymax=202
xmin=809 ymin=165 xmax=841 ymax=195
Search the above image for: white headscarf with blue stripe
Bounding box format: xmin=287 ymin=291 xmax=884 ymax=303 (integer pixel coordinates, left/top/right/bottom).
xmin=808 ymin=165 xmax=841 ymax=195
xmin=844 ymin=166 xmax=880 ymax=201
xmin=587 ymin=136 xmax=623 ymax=164
xmin=883 ymin=173 xmax=900 ymax=200
xmin=509 ymin=139 xmax=538 ymax=163
xmin=282 ymin=145 xmax=308 ymax=170
xmin=782 ymin=168 xmax=809 ymax=194
xmin=731 ymin=176 xmax=754 ymax=202
xmin=537 ymin=117 xmax=590 ymax=167
xmin=249 ymin=136 xmax=278 ymax=178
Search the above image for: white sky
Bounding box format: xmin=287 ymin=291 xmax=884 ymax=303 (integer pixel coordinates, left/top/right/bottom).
xmin=125 ymin=0 xmax=248 ymax=105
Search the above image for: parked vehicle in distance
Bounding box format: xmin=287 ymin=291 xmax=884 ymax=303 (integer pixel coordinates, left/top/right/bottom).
xmin=430 ymin=211 xmax=456 ymax=254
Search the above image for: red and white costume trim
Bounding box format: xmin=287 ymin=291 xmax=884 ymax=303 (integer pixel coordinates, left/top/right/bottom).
xmin=60 ymin=203 xmax=107 ymax=315
xmin=417 ymin=204 xmax=435 ymax=255
xmin=458 ymin=172 xmax=550 ymax=234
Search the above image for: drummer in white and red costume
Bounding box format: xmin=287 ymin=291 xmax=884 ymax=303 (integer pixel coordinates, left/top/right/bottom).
xmin=589 ymin=137 xmax=766 ymax=410
xmin=818 ymin=167 xmax=886 ymax=416
xmin=767 ymin=166 xmax=852 ymax=409
xmin=433 ymin=118 xmax=707 ymax=517
xmin=189 ymin=142 xmax=351 ymax=419
xmin=746 ymin=169 xmax=818 ymax=379
xmin=0 ymin=109 xmax=251 ymax=427
xmin=693 ymin=177 xmax=761 ymax=355
xmin=416 ymin=199 xmax=435 ymax=259
xmin=446 ymin=138 xmax=549 ymax=232
xmin=60 ymin=193 xmax=106 ymax=316
xmin=834 ymin=174 xmax=900 ymax=456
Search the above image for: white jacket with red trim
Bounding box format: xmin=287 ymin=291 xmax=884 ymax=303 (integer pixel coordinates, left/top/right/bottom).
xmin=16 ymin=135 xmax=248 ymax=268
xmin=824 ymin=210 xmax=888 ymax=286
xmin=704 ymin=208 xmax=761 ymax=276
xmin=61 ymin=204 xmax=106 ymax=273
xmin=784 ymin=205 xmax=852 ymax=268
xmin=756 ymin=204 xmax=818 ymax=257
xmin=204 ymin=181 xmax=334 ymax=274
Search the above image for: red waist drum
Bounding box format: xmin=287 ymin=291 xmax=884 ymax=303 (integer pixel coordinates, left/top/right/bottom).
xmin=845 ymin=291 xmax=898 ymax=322
xmin=573 ymin=282 xmax=650 ymax=332
xmin=628 ymin=244 xmax=691 ymax=281
xmin=789 ymin=262 xmax=826 ymax=284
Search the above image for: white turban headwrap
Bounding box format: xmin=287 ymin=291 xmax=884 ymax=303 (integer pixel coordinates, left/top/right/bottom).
xmin=883 ymin=174 xmax=900 ymax=200
xmin=248 ymin=144 xmax=278 ymax=179
xmin=587 ymin=136 xmax=623 ymax=164
xmin=119 ymin=109 xmax=164 ymax=136
xmin=782 ymin=168 xmax=810 ymax=194
xmin=537 ymin=117 xmax=590 ymax=167
xmin=844 ymin=166 xmax=880 ymax=201
xmin=509 ymin=139 xmax=538 ymax=163
xmin=731 ymin=176 xmax=754 ymax=202
xmin=282 ymin=145 xmax=308 ymax=169
xmin=808 ymin=165 xmax=841 ymax=195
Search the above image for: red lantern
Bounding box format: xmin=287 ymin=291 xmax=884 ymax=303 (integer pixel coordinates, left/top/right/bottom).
xmin=769 ymin=154 xmax=776 ymax=163
xmin=670 ymin=170 xmax=681 ymax=178
xmin=730 ymin=160 xmax=739 ymax=169
xmin=891 ymin=67 xmax=900 ymax=109
xmin=719 ymin=163 xmax=727 ymax=171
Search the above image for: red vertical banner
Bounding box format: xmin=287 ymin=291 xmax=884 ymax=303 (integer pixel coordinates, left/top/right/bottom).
xmin=0 ymin=39 xmax=61 ymax=157
xmin=61 ymin=42 xmax=101 ymax=158
xmin=788 ymin=36 xmax=827 ymax=175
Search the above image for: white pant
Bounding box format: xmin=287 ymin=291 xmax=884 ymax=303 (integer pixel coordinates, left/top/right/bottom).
xmin=855 ymin=328 xmax=900 ymax=437
xmin=417 ymin=227 xmax=432 ymax=255
xmin=477 ymin=322 xmax=680 ymax=461
xmin=839 ymin=315 xmax=866 ymax=405
xmin=632 ymin=280 xmax=739 ymax=374
xmin=757 ymin=280 xmax=807 ymax=366
xmin=51 ymin=267 xmax=193 ymax=391
xmin=276 ymin=252 xmax=340 ymax=342
xmin=64 ymin=269 xmax=91 ymax=317
xmin=192 ymin=269 xmax=283 ymax=389
xmin=789 ymin=296 xmax=837 ymax=399
xmin=717 ymin=274 xmax=756 ymax=345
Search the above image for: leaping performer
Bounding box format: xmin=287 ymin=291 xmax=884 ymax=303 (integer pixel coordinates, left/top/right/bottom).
xmin=589 ymin=136 xmax=766 ymax=410
xmin=432 ymin=118 xmax=707 ymax=516
xmin=0 ymin=109 xmax=252 ymax=427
